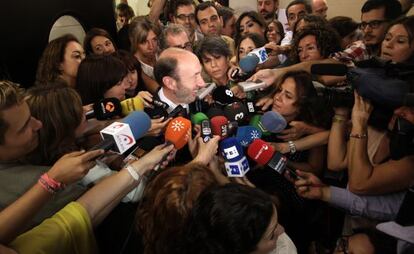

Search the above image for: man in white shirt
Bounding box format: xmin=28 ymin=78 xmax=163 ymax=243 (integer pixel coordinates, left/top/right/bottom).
xmin=154 ymin=48 xmax=206 ymax=113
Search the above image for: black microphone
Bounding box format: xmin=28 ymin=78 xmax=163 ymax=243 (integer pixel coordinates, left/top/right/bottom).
xmin=212 ymin=86 xmax=238 ymax=106
xmin=86 ymin=98 xmax=122 ymax=120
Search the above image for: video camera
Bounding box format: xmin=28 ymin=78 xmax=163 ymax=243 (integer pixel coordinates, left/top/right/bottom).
xmin=312 ymin=59 xmax=414 ymax=157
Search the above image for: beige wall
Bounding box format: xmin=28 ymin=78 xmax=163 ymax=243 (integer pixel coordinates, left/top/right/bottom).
xmin=130 ymin=0 xmax=413 ymax=21
xmin=230 ymin=0 xmax=413 ymax=22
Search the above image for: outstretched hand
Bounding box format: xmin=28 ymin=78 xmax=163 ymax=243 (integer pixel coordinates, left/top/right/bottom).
xmin=48 ymin=149 xmax=104 ymax=185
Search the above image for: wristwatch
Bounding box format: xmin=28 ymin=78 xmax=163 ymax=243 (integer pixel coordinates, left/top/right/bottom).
xmin=288 ymin=141 xmax=297 ymax=154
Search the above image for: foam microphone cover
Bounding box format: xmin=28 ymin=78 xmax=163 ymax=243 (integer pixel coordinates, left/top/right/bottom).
xmin=191 ymin=112 xmax=209 ymax=125
xmin=92 ymin=97 xmax=122 ymax=120
xmin=224 ymin=102 xmax=249 ymax=124
xmin=206 ymin=106 xmax=225 ymax=119
xmin=249 ymin=115 xmax=271 ymax=136
xmin=219 ymin=137 xmax=244 ymax=162
xmin=165 ymin=116 xmax=192 ymax=150
xmin=261 ymin=111 xmax=287 ymax=133
xmin=121 ymin=96 xmax=144 ymax=116
xmin=236 ymin=126 xmax=262 ymax=147
xmin=239 ymin=54 xmax=260 ymax=73
xmin=123 ymin=111 xmax=152 ymax=140
xmin=210 ymin=115 xmax=229 ymax=139
xmin=247 ymin=139 xmax=274 ymax=165
xmin=212 ymin=86 xmax=237 ymax=106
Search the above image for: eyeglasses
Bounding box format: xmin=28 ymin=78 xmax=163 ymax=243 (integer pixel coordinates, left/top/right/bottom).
xmin=176 ymin=14 xmax=195 ymax=21
xmin=174 ymin=42 xmax=193 ymax=51
xmin=359 ymin=20 xmax=387 ymax=30
xmin=335 ymin=236 xmax=350 ymax=254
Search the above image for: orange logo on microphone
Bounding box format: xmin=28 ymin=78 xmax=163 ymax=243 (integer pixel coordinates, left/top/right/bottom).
xmin=105 ymin=102 xmax=115 ymax=112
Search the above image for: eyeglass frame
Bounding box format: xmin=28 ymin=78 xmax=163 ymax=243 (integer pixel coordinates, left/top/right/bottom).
xmin=359 ymin=19 xmax=388 ymax=30
xmin=175 ymin=14 xmax=196 ymax=21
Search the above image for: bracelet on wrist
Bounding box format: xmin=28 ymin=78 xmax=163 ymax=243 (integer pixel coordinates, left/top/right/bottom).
xmin=349 ymin=133 xmax=367 ymax=139
xmin=288 ymin=141 xmax=297 ymax=154
xmin=332 ymin=115 xmax=347 ymax=123
xmin=38 ymin=173 xmax=65 ymax=194
xmin=125 ymin=164 xmax=141 ymax=181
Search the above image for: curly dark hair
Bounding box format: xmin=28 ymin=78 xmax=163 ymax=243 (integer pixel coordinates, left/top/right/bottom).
xmin=291 ymin=25 xmax=341 ymax=63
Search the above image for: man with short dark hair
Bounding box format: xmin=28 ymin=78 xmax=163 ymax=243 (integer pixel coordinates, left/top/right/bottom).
xmin=195 ymin=1 xmax=235 ymax=55
xmin=154 ymin=48 xmax=206 ymax=113
xmin=257 ymin=0 xmax=288 ymax=31
xmin=171 ymin=0 xmax=204 ymax=44
xmin=280 ymin=0 xmax=312 ymax=46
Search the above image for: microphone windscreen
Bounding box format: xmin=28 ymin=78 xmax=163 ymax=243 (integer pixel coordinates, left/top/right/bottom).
xmin=206 ymin=106 xmax=225 ymax=118
xmin=224 ymin=102 xmax=249 ymax=124
xmin=123 ymin=111 xmax=152 ymax=140
xmin=212 ymin=86 xmax=237 ymax=106
xmin=93 ymin=97 xmax=122 ymax=120
xmin=249 ymin=115 xmax=271 ymax=136
xmin=247 ymin=139 xmax=274 ymax=165
xmin=210 ymin=115 xmax=229 ymax=139
xmin=236 ymin=126 xmax=262 ymax=147
xmin=121 ymin=97 xmax=145 ymax=116
xmin=261 ymin=111 xmax=287 ymax=133
xmin=165 ymin=116 xmax=192 ymax=149
xmin=310 ymin=64 xmax=348 ymax=76
xmin=219 ymin=137 xmax=244 ymax=162
xmin=191 ymin=112 xmax=209 ymax=125
xmin=239 ymin=54 xmax=260 ymax=73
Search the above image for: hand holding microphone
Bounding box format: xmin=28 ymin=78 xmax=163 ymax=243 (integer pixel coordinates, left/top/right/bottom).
xmin=293 ymin=170 xmax=328 ymax=201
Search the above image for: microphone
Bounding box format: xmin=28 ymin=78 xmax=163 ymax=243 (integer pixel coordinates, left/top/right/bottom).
xmin=261 ymin=111 xmax=287 ymax=133
xmin=212 ymin=86 xmax=238 ymax=106
xmin=224 ymin=102 xmax=249 ymax=124
xmin=239 ymin=47 xmax=270 ymax=73
xmin=165 ymin=116 xmax=192 ymax=150
xmin=220 ymin=137 xmax=250 ymax=177
xmin=196 ymin=82 xmax=216 ymax=99
xmin=191 ymin=112 xmax=209 ymax=125
xmin=86 ymin=97 xmax=122 ymax=120
xmin=236 ymin=126 xmax=262 ymax=147
xmin=201 ymin=119 xmax=213 ymax=143
xmin=90 ymin=111 xmax=151 ymax=154
xmin=238 ymin=80 xmax=268 ymax=92
xmin=206 ymin=106 xmax=225 ymax=118
xmin=210 ymin=115 xmax=229 ymax=140
xmin=120 ymin=97 xmax=145 ymax=116
xmin=310 ymin=63 xmax=348 ymax=76
xmin=247 ymin=139 xmax=288 ymax=175
xmin=152 ymin=99 xmax=169 ymax=110
xmin=249 ymin=114 xmax=271 ymax=136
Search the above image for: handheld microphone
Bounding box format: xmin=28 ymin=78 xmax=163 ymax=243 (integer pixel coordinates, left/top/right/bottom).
xmin=152 ymin=99 xmax=169 ymax=110
xmin=261 ymin=111 xmax=287 ymax=133
xmin=90 ymin=111 xmax=151 ymax=154
xmin=212 ymin=86 xmax=238 ymax=106
xmin=120 ymin=97 xmax=145 ymax=116
xmin=238 ymin=80 xmax=268 ymax=92
xmin=236 ymin=126 xmax=262 ymax=147
xmin=224 ymin=102 xmax=249 ymax=124
xmin=197 ymin=82 xmax=216 ymax=99
xmin=219 ymin=137 xmax=250 ymax=177
xmin=201 ymin=119 xmax=213 ymax=143
xmin=210 ymin=115 xmax=229 ymax=140
xmin=239 ymin=47 xmax=270 ymax=73
xmin=230 ymin=67 xmax=252 ymax=82
xmin=86 ymin=97 xmax=122 ymax=120
xmin=165 ymin=116 xmax=192 ymax=150
xmin=247 ymin=139 xmax=288 ymax=175
xmin=250 ymin=114 xmax=271 ymax=136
